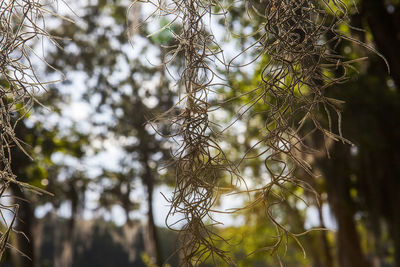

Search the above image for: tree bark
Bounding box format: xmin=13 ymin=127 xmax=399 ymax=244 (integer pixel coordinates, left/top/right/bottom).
xmin=55 ymin=199 xmax=77 ymax=267
xmin=10 ymin=186 xmax=35 ymax=267
xmin=142 ymin=160 xmax=162 ymax=267
xmin=135 ymin=99 xmax=163 ymax=267
xmin=317 ymin=204 xmax=334 ymax=267
xmin=317 ymin=143 xmax=370 ymax=267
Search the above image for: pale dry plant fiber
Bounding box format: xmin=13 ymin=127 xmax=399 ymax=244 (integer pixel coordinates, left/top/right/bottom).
xmin=0 ymin=0 xmax=67 ymax=259
xmin=131 ymin=0 xmax=386 ymax=265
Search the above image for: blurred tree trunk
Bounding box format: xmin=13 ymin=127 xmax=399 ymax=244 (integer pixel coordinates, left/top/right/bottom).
xmin=139 ymin=130 xmax=162 ymax=266
xmin=142 ymin=163 xmax=162 ymax=267
xmin=10 ymin=123 xmax=36 ymax=267
xmin=55 ymin=190 xmax=78 ymax=267
xmin=56 ymin=211 xmax=75 ymax=267
xmin=10 ymin=185 xmax=35 ymax=267
xmin=134 ymin=99 xmax=163 ymax=266
xmin=316 ymin=204 xmax=334 ymax=267
xmin=32 ymin=219 xmax=44 ymax=267
xmin=316 ymin=143 xmax=370 ymax=267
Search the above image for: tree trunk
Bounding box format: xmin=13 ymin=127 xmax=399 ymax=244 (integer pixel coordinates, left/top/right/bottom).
xmin=143 ymin=162 xmax=162 ymax=267
xmin=10 ymin=186 xmax=35 ymax=267
xmin=317 ymin=204 xmax=334 ymax=267
xmin=135 ymin=99 xmax=163 ymax=266
xmin=317 ymin=143 xmax=370 ymax=267
xmin=56 ymin=203 xmax=77 ymax=267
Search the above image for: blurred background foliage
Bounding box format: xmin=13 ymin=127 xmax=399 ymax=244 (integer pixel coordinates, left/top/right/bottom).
xmin=1 ymin=0 xmax=399 ymax=266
